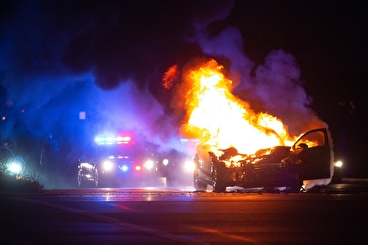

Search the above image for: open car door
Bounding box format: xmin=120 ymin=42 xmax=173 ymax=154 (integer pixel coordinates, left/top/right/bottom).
xmin=291 ymin=128 xmax=331 ymax=180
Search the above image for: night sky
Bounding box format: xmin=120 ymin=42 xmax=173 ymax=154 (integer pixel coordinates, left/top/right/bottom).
xmin=1 ymin=0 xmax=367 ymax=177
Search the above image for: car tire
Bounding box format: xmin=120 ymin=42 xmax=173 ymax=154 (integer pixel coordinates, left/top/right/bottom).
xmin=78 ymin=170 xmax=85 ymax=188
xmin=285 ymin=169 xmax=302 ymax=193
xmin=331 ymin=167 xmax=342 ymax=184
xmin=212 ymin=163 xmax=227 ymax=193
xmin=193 ymin=158 xmax=207 ymax=191
xmin=193 ymin=170 xmax=207 ymax=191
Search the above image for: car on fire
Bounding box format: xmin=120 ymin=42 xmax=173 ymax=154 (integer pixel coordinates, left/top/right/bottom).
xmin=193 ymin=128 xmax=340 ymax=192
xmin=77 ymin=134 xmax=157 ymax=188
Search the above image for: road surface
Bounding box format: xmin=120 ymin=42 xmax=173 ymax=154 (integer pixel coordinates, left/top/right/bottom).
xmin=1 ymin=183 xmax=368 ymax=245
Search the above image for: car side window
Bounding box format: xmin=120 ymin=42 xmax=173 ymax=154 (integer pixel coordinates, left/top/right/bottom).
xmin=295 ymin=131 xmax=325 ymax=149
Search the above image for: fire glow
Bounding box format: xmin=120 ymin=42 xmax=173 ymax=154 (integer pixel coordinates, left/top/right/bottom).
xmin=167 ymin=58 xmax=297 ymax=155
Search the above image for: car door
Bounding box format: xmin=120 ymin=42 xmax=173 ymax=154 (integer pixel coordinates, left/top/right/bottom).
xmin=291 ymin=128 xmax=331 ymax=180
xmin=194 ymin=144 xmax=213 ymax=184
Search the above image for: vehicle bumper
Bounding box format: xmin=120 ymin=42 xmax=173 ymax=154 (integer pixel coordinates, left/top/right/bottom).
xmin=99 ymin=169 xmax=157 ymax=187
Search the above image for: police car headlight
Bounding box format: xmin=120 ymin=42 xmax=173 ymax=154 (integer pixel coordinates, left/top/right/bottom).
xmin=184 ymin=160 xmax=195 ymax=172
xmin=162 ymin=159 xmax=169 ymax=166
xmin=103 ymin=161 xmax=114 ymax=171
xmin=144 ymin=160 xmax=154 ymax=170
xmin=8 ymin=162 xmax=22 ymax=174
xmin=121 ymin=165 xmax=128 ymax=172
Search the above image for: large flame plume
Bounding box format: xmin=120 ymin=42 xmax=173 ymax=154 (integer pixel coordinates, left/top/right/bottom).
xmin=166 ymin=58 xmax=297 ymax=155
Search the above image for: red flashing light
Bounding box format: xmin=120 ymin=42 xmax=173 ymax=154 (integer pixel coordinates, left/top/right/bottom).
xmin=116 ymin=136 xmax=131 ymax=144
xmin=135 ymin=165 xmax=142 ymax=171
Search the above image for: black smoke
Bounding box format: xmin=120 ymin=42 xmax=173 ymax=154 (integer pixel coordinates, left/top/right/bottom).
xmin=0 ymin=0 xmax=332 ymax=171
xmin=0 ymin=1 xmax=215 ymax=150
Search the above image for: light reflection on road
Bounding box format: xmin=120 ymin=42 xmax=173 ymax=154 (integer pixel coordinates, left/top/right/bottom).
xmin=39 ymin=180 xmax=368 ymax=203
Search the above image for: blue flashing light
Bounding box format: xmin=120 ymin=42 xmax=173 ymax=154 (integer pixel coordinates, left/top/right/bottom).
xmin=95 ymin=136 xmax=105 ymax=143
xmin=95 ymin=135 xmax=132 ymax=145
xmin=120 ymin=165 xmax=129 ymax=172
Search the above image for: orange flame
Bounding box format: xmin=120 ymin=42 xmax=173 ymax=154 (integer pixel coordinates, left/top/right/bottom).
xmin=162 ymin=65 xmax=179 ymax=89
xmin=168 ymin=58 xmax=296 ymax=155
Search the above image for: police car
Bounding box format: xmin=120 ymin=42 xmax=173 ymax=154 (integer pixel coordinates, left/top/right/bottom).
xmin=77 ymin=134 xmax=157 ymax=188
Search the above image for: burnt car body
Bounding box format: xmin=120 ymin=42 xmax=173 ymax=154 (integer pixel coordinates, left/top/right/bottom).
xmin=77 ymin=135 xmax=157 ymax=188
xmin=193 ymin=128 xmax=335 ymax=192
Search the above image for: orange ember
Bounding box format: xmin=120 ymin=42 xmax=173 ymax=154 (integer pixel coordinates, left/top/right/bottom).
xmin=162 ymin=65 xmax=179 ymax=89
xmin=167 ymin=58 xmax=296 ymax=155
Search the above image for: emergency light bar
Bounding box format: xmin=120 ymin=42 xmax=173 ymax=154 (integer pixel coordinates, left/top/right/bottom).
xmin=95 ymin=135 xmax=131 ymax=145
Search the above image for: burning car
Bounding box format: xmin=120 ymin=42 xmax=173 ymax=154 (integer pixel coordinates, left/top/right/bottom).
xmin=193 ymin=128 xmax=335 ymax=192
xmin=77 ymin=134 xmax=157 ymax=188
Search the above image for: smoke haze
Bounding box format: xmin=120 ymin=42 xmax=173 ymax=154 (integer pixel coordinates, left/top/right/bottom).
xmin=1 ymin=0 xmax=327 ymax=163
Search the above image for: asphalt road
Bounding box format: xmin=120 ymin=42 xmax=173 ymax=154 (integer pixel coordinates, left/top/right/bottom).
xmin=1 ymin=183 xmax=368 ymax=245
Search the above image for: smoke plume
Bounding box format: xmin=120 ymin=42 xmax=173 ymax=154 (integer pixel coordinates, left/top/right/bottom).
xmin=0 ymin=0 xmax=328 ymax=176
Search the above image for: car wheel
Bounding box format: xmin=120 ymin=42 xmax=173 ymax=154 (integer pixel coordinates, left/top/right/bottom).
xmin=331 ymin=166 xmax=342 ymax=184
xmin=193 ymin=168 xmax=207 ymax=191
xmin=77 ymin=170 xmax=85 ymax=188
xmin=285 ymin=170 xmax=302 ymax=193
xmin=194 ymin=179 xmax=207 ymax=191
xmin=193 ymin=170 xmax=207 ymax=191
xmin=212 ymin=163 xmax=227 ymax=193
